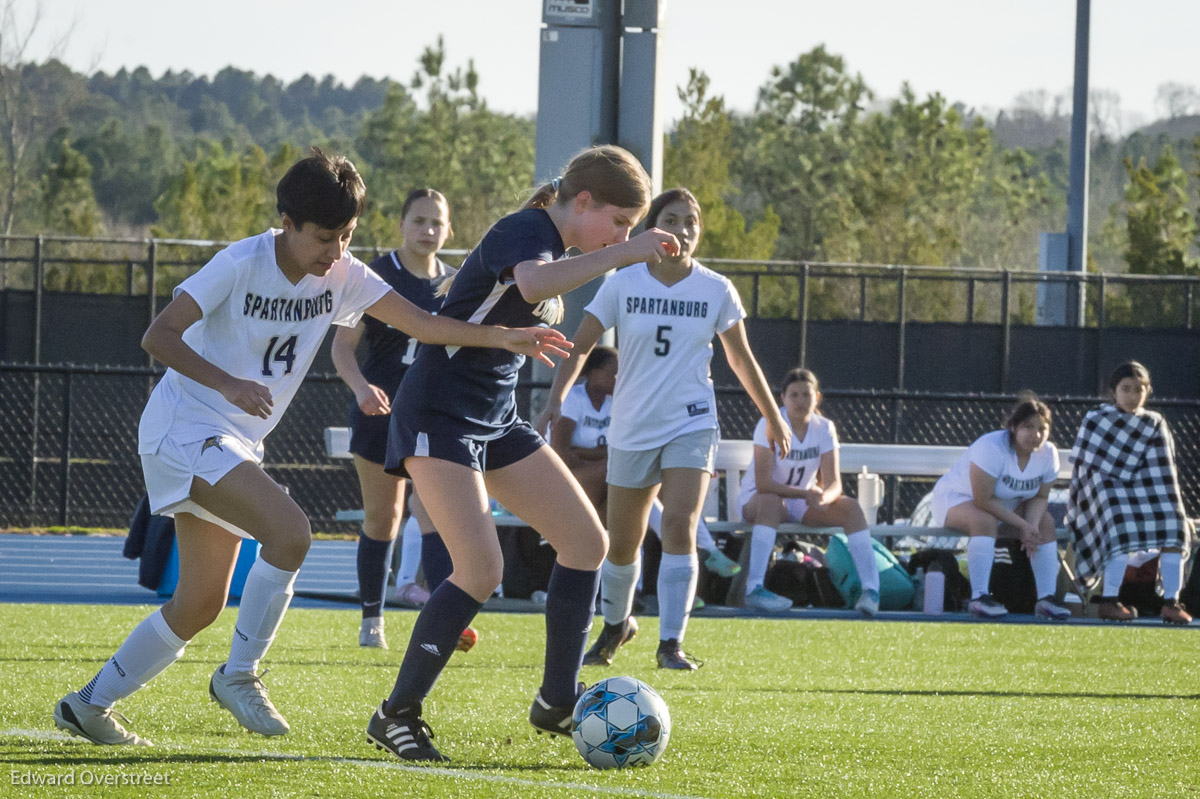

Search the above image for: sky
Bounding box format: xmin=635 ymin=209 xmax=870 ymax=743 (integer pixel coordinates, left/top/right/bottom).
xmin=27 ymin=0 xmax=1200 ymax=131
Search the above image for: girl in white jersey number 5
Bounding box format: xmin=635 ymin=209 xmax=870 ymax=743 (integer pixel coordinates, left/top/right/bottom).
xmin=52 ymin=150 xmax=568 ymax=748
xmin=540 ymin=188 xmax=790 ymax=671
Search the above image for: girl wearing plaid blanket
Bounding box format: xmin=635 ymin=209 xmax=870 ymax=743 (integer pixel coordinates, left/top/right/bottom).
xmin=931 ymin=397 xmax=1069 ymax=620
xmin=1066 ymin=361 xmax=1193 ymax=624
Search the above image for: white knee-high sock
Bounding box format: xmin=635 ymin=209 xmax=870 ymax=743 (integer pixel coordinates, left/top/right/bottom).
xmin=395 ymin=515 xmax=423 ymax=586
xmin=967 ymin=536 xmax=995 ymax=599
xmin=1160 ymin=552 xmax=1184 ymax=601
xmin=647 ymin=501 xmax=663 ymax=540
xmin=225 ymin=558 xmax=297 ymax=674
xmin=846 ymin=530 xmax=880 ymax=593
xmin=657 ymin=552 xmax=699 ymax=642
xmin=694 ymin=517 xmax=717 ymax=552
xmin=600 ymin=558 xmax=640 ymax=626
xmin=80 ymin=610 xmax=188 ymax=708
xmin=747 ymin=525 xmax=777 ymax=593
xmin=1102 ymin=553 xmax=1128 ymax=597
xmin=1032 ymin=542 xmax=1060 ymax=599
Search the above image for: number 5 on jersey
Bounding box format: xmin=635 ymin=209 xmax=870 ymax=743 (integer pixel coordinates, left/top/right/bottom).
xmin=262 ymin=334 xmax=298 ymax=377
xmin=655 ymin=325 xmax=672 ymax=357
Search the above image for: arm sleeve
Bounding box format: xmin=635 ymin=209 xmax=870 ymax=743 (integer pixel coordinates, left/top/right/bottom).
xmin=714 ymin=278 xmax=748 ymax=334
xmin=821 ymin=419 xmax=838 ymax=454
xmin=751 ymin=417 xmax=770 ymax=448
xmin=583 ymin=273 xmax=621 ymax=330
xmin=1044 ymin=444 xmax=1061 ymax=483
xmin=967 ymin=434 xmax=1004 ymax=478
xmin=332 ymin=259 xmax=391 ymax=328
xmin=174 ymin=252 xmax=238 ymax=316
xmin=559 ymin=386 xmax=584 ymax=424
xmin=476 ymin=216 xmax=559 ymax=285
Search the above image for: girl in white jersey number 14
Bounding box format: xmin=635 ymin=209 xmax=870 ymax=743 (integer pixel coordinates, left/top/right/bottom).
xmin=52 ymin=150 xmax=568 ymax=748
xmin=540 ymin=188 xmax=790 ymax=671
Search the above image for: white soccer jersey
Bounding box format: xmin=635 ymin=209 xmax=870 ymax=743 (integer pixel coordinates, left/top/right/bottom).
xmin=137 ymin=229 xmax=390 ymax=456
xmin=559 ymin=382 xmax=612 ymax=449
xmin=932 ymin=429 xmax=1060 ymax=512
xmin=584 ymin=261 xmax=745 ymax=451
xmin=739 ymin=412 xmax=837 ymax=499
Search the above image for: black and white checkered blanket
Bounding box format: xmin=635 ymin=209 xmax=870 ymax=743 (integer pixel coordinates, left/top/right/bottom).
xmin=1066 ymin=404 xmax=1191 ymax=589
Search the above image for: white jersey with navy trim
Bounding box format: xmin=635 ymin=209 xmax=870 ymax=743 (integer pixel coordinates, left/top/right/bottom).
xmin=739 ymin=412 xmax=837 ymax=499
xmin=584 ymin=260 xmax=745 ymax=451
xmin=137 ymin=229 xmax=390 ymax=455
xmin=559 ymin=382 xmax=612 ymax=449
xmin=932 ymin=429 xmax=1060 ymax=512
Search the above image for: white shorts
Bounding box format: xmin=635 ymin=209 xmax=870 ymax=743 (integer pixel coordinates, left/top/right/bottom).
xmin=141 ymin=432 xmax=258 ymax=539
xmin=739 ymin=490 xmax=808 ymax=524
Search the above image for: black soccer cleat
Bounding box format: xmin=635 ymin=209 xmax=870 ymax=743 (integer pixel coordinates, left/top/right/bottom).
xmin=581 ymin=617 xmax=638 ymax=667
xmin=366 ymin=702 xmax=449 ymax=763
xmin=656 ymin=638 xmax=701 ymax=671
xmin=529 ymin=682 xmax=585 ymax=737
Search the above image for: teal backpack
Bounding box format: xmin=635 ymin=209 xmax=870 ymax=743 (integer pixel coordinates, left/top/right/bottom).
xmin=825 ymin=533 xmax=915 ymax=610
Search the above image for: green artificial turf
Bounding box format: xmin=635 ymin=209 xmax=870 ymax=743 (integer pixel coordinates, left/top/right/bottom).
xmin=1 ymin=604 xmax=1197 ymax=798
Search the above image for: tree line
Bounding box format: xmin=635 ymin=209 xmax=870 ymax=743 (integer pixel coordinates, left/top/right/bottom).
xmin=7 ymin=40 xmax=1200 ymax=324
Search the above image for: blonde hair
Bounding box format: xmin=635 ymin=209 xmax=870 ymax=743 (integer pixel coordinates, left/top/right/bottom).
xmin=525 ymin=145 xmax=652 ymax=214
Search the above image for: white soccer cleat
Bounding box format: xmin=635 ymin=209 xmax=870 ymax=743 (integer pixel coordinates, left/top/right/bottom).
xmin=359 ymin=617 xmax=388 ymax=649
xmin=393 ymin=582 xmax=431 ymax=609
xmin=968 ymin=594 xmax=1008 ymax=619
xmin=54 ymin=691 xmax=153 ymax=746
xmin=1034 ymin=596 xmax=1072 ymax=621
xmin=209 ymin=666 xmax=290 ymax=736
xmin=855 ymin=588 xmax=880 ymax=618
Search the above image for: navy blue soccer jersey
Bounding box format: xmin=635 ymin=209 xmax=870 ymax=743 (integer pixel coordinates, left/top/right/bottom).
xmin=394 ymin=208 xmax=565 ymax=438
xmin=358 ymin=252 xmax=453 ymax=397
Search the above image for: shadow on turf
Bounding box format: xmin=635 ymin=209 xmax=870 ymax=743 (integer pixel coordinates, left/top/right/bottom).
xmin=673 ymin=686 xmax=1200 ymax=701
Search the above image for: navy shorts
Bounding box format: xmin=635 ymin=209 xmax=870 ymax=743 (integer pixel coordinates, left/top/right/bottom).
xmin=384 ymin=414 xmax=544 ymax=479
xmin=348 ymin=404 xmax=391 ymax=465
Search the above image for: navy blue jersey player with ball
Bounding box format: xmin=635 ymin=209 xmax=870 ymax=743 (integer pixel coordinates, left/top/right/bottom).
xmin=365 ymin=145 xmax=681 ymax=763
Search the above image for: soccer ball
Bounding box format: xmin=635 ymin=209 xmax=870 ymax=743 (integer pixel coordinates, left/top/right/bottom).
xmin=571 ymin=676 xmax=671 ymax=769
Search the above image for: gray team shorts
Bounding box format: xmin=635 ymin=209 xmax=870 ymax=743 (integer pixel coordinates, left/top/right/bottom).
xmin=607 ymin=428 xmax=719 ymax=489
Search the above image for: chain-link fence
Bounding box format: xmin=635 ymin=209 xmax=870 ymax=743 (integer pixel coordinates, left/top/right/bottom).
xmin=2 ymin=362 xmax=1196 ymax=531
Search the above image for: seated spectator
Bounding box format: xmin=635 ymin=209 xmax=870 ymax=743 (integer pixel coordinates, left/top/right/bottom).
xmin=931 ymin=395 xmax=1069 ymax=621
xmin=1067 ymin=361 xmax=1192 ymax=624
xmin=739 ymin=368 xmax=880 ymax=615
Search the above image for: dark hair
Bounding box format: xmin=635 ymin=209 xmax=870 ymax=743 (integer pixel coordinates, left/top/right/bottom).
xmin=276 ymin=147 xmax=366 ymax=230
xmin=781 ymin=367 xmax=819 ymax=395
xmin=646 ymin=188 xmax=701 ymax=230
xmin=524 ymin=145 xmax=652 ymax=214
xmin=1106 ymin=360 xmax=1152 ymax=393
xmin=581 ymin=345 xmax=617 ymax=378
xmin=401 ymin=188 xmax=449 ymax=221
xmin=1004 ymin=393 xmax=1052 ymax=446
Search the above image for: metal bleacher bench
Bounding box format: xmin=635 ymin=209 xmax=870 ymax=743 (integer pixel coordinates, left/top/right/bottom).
xmin=322 ymin=426 xmax=1072 ymax=540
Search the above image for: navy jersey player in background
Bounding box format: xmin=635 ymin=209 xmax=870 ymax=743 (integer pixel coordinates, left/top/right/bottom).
xmin=539 ymin=188 xmax=790 ymax=671
xmin=52 ymin=151 xmax=569 ymax=748
xmin=365 ymin=145 xmax=680 ymax=762
xmin=331 ymin=189 xmax=458 ymax=649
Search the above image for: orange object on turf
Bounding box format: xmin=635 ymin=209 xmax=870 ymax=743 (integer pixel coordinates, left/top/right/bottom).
xmin=456 ymin=627 xmax=479 ymax=653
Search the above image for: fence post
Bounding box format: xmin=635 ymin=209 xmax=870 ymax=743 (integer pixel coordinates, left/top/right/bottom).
xmin=1185 ymin=282 xmax=1193 ymax=330
xmin=1095 ymin=273 xmax=1107 ymax=393
xmin=33 ymin=235 xmax=44 ymax=365
xmin=751 ymin=274 xmax=760 ymax=317
xmin=896 ymin=267 xmax=907 ymax=390
xmin=1000 ymin=271 xmax=1012 ymax=392
xmin=967 ymin=277 xmax=975 ymax=323
xmin=797 ymin=263 xmax=809 ymax=368
xmin=146 ymin=240 xmax=158 ymax=368
xmin=58 ymin=367 xmax=73 ymax=526
xmin=859 ymin=273 xmax=867 ymax=321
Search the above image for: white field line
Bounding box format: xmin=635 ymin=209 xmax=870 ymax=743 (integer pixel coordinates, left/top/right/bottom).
xmin=1 ymin=728 xmax=707 ymax=799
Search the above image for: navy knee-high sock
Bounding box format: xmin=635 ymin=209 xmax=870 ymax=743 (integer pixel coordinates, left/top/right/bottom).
xmin=540 ymin=562 xmax=600 ymax=707
xmin=357 ymin=531 xmax=394 ymax=619
xmin=421 ymin=531 xmax=453 ymax=591
xmin=384 ymin=581 xmax=482 ymax=716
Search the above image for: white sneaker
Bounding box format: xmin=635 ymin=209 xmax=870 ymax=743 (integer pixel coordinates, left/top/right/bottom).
xmin=394 ymin=582 xmax=430 ymax=609
xmin=209 ymin=666 xmax=289 ymax=736
xmin=702 ymin=548 xmax=742 ymax=578
xmin=855 ymin=589 xmax=880 ymax=617
xmin=1034 ymin=596 xmax=1071 ymax=621
xmin=54 ymin=691 xmax=153 ymax=746
xmin=359 ymin=617 xmax=388 ymax=649
xmin=744 ymin=585 xmax=793 ymax=612
xmin=968 ymin=594 xmax=1008 ymax=619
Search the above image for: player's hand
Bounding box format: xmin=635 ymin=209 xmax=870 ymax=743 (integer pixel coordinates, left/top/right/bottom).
xmin=1018 ymin=521 xmax=1041 ymax=558
xmin=804 ymin=488 xmax=826 ymax=507
xmin=534 ymin=402 xmax=562 ymax=437
xmin=220 ymin=377 xmax=274 ymax=419
xmin=766 ymin=413 xmax=792 ymax=459
xmin=356 ymin=384 xmax=391 ymax=416
xmin=503 ymin=327 xmax=573 ymax=367
xmin=618 ymin=228 xmax=680 ymax=266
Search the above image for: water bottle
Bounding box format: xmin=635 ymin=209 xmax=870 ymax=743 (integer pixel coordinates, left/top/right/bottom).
xmin=923 ymin=564 xmax=945 ymax=615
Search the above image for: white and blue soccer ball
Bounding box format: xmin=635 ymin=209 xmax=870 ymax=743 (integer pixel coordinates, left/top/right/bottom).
xmin=571 ymin=676 xmax=671 ymax=769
